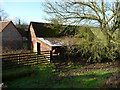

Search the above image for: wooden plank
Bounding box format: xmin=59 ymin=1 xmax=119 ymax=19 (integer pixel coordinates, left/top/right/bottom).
xmin=2 ymin=51 xmax=51 ymax=69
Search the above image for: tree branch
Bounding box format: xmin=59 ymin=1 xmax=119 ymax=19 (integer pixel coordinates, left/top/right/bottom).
xmin=63 ymin=16 xmax=99 ymax=21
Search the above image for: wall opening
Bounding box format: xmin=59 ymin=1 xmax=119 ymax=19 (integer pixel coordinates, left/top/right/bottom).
xmin=37 ymin=42 xmax=40 ymax=54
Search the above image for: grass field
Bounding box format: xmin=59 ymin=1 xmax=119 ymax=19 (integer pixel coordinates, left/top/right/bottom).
xmin=3 ymin=61 xmax=119 ymax=88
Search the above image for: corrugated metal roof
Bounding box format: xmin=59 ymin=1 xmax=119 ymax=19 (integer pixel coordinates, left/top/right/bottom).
xmin=37 ymin=38 xmax=63 ymax=46
xmin=37 ymin=37 xmax=78 ymax=46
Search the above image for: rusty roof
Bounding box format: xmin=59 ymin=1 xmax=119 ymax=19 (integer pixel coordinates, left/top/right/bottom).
xmin=0 ymin=21 xmax=11 ymax=32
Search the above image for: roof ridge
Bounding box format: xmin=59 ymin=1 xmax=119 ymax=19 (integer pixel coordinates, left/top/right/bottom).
xmin=30 ymin=21 xmax=51 ymax=24
xmin=0 ymin=21 xmax=11 ymax=22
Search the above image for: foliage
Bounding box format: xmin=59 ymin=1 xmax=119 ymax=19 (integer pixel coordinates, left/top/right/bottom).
xmin=81 ymin=41 xmax=118 ymax=62
xmin=16 ymin=24 xmax=28 ymax=38
xmin=42 ymin=0 xmax=120 ymax=63
xmin=44 ymin=23 xmax=62 ymax=37
xmin=44 ymin=20 xmax=79 ymax=37
xmin=21 ymin=41 xmax=28 ymax=49
xmin=65 ymin=27 xmax=120 ymax=63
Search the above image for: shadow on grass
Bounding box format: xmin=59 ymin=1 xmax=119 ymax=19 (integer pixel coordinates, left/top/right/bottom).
xmin=53 ymin=72 xmax=114 ymax=88
xmin=4 ymin=64 xmax=115 ymax=88
xmin=2 ymin=66 xmax=37 ymax=82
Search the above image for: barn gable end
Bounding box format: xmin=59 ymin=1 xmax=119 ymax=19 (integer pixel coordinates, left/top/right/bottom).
xmin=0 ymin=21 xmax=23 ymax=51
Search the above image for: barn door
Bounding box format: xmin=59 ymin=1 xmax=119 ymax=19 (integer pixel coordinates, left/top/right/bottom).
xmin=37 ymin=42 xmax=40 ymax=54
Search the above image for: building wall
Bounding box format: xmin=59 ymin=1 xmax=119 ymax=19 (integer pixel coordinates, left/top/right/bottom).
xmin=2 ymin=23 xmax=23 ymax=50
xmin=29 ymin=24 xmax=52 ymax=52
xmin=37 ymin=39 xmax=52 ymax=51
xmin=29 ymin=25 xmax=37 ymax=52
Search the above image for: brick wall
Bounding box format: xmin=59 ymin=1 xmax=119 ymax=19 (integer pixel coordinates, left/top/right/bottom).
xmin=29 ymin=25 xmax=37 ymax=52
xmin=37 ymin=39 xmax=52 ymax=51
xmin=29 ymin=24 xmax=52 ymax=52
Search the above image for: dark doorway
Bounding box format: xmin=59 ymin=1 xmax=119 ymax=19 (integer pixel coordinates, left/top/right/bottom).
xmin=37 ymin=42 xmax=40 ymax=54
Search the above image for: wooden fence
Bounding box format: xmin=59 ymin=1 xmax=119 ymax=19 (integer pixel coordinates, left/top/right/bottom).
xmin=0 ymin=51 xmax=52 ymax=70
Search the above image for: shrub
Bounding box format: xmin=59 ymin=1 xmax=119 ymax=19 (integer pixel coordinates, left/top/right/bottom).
xmin=65 ymin=39 xmax=120 ymax=63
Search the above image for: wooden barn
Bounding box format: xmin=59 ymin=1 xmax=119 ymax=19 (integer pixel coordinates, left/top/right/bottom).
xmin=28 ymin=22 xmax=76 ymax=53
xmin=0 ymin=21 xmax=23 ymax=51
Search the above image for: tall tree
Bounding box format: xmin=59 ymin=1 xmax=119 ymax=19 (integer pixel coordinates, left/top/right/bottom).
xmin=15 ymin=18 xmax=28 ymax=38
xmin=43 ymin=0 xmax=119 ymax=33
xmin=112 ymin=0 xmax=120 ymax=31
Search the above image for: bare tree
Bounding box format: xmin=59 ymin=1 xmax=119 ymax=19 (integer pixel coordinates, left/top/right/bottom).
xmin=0 ymin=9 xmax=9 ymax=21
xmin=112 ymin=0 xmax=120 ymax=31
xmin=43 ymin=0 xmax=119 ymax=32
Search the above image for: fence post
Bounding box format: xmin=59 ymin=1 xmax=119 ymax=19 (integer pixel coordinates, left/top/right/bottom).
xmin=50 ymin=51 xmax=52 ymax=63
xmin=18 ymin=54 xmax=20 ymax=65
xmin=36 ymin=52 xmax=39 ymax=64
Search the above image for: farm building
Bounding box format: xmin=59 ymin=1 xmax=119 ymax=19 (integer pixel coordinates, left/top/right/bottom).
xmin=28 ymin=22 xmax=77 ymax=53
xmin=37 ymin=37 xmax=76 ymax=53
xmin=0 ymin=21 xmax=23 ymax=51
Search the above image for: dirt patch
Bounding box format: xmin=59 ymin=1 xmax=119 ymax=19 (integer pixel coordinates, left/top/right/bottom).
xmin=58 ymin=60 xmax=120 ymax=88
xmin=100 ymin=73 xmax=120 ymax=88
xmin=63 ymin=60 xmax=120 ymax=76
xmin=83 ymin=60 xmax=119 ymax=69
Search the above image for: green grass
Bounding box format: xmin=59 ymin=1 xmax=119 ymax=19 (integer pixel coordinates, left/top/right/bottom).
xmin=55 ymin=70 xmax=115 ymax=88
xmin=3 ymin=66 xmax=37 ymax=81
xmin=4 ymin=63 xmax=119 ymax=88
xmin=4 ymin=64 xmax=57 ymax=88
